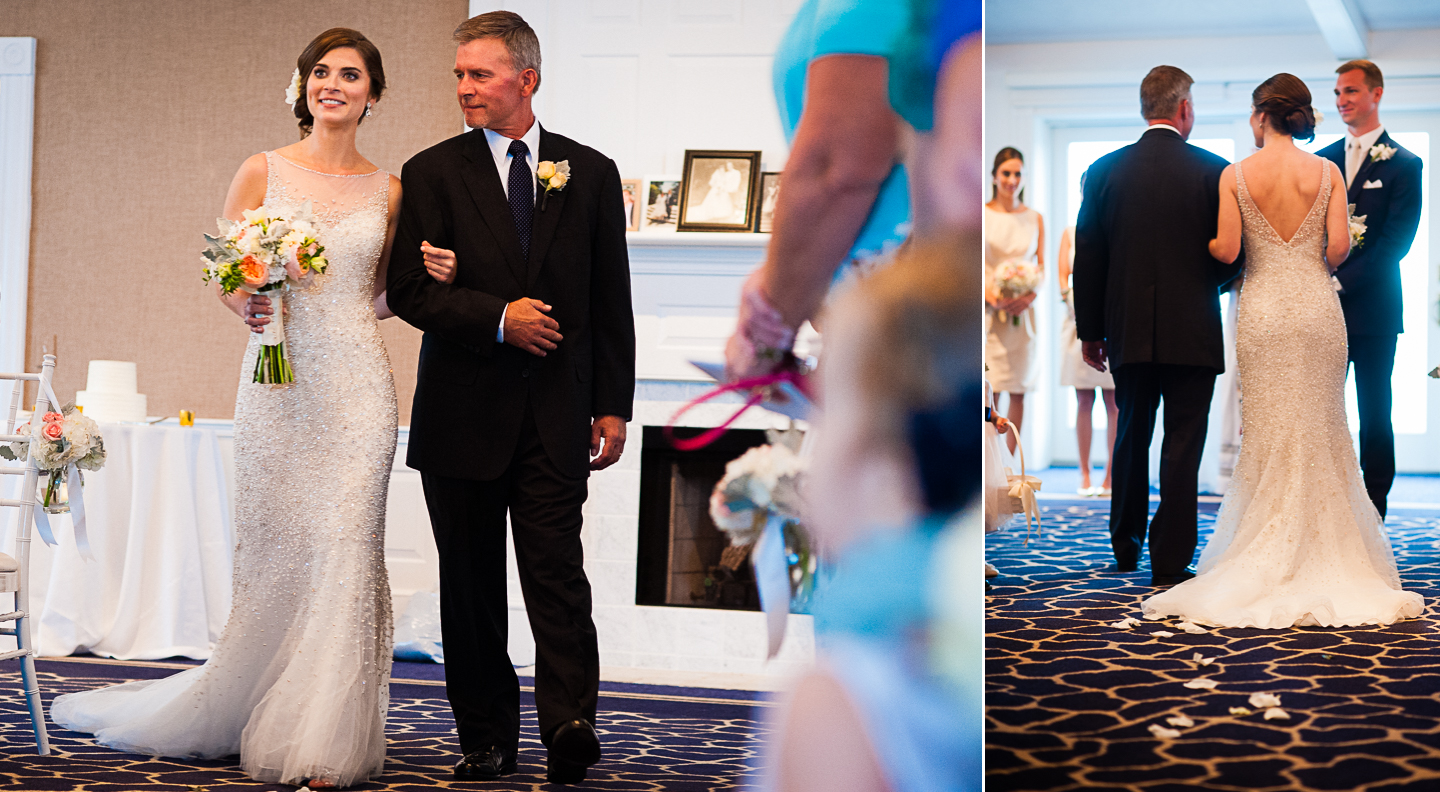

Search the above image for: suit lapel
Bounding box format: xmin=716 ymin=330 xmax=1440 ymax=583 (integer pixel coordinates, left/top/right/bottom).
xmin=1348 ymin=130 xmax=1389 ymax=202
xmin=526 ymin=126 xmax=569 ymax=291
xmin=458 ymin=129 xmax=528 ymax=288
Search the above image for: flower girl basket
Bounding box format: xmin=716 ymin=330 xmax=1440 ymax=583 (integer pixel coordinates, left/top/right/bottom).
xmin=1006 ymin=427 xmax=1043 ymax=544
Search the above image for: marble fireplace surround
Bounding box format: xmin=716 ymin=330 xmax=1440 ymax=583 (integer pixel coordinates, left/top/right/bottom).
xmin=205 ymin=234 xmax=817 ymax=682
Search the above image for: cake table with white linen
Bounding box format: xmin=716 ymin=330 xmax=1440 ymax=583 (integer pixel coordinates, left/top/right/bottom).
xmin=0 ymin=421 xmax=232 ymax=660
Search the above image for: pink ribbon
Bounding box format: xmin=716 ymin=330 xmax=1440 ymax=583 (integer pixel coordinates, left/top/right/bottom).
xmin=664 ymin=370 xmax=812 ymax=451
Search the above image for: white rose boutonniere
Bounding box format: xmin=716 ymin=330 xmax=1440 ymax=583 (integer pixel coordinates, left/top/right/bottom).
xmin=536 ymin=160 xmax=570 ymax=210
xmin=1370 ymin=143 xmax=1397 ymax=163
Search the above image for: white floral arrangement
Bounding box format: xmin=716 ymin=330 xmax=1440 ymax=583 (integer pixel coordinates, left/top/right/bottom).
xmin=1370 ymin=143 xmax=1397 ymax=163
xmin=202 ymin=203 xmax=328 ymax=383
xmin=992 ymin=258 xmax=1042 ymax=325
xmin=2 ymin=406 xmax=106 ymax=510
xmin=1347 ymin=203 xmax=1368 ymax=249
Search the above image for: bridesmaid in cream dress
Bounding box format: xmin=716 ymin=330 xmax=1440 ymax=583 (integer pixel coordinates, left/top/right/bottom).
xmin=1057 ymin=197 xmax=1118 ymax=496
xmin=984 ymin=147 xmax=1044 ymax=453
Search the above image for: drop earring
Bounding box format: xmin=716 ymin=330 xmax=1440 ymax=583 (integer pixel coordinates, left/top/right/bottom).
xmin=365 ymin=103 xmax=372 ymax=118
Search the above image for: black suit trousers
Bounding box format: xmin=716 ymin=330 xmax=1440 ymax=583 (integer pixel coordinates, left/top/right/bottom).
xmin=1110 ymin=363 xmax=1216 ymax=575
xmin=1348 ymin=333 xmax=1398 ymax=518
xmin=420 ymin=406 xmax=598 ymax=754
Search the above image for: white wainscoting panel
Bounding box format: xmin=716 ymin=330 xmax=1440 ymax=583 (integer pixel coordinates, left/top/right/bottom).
xmin=0 ymin=38 xmax=36 ymax=376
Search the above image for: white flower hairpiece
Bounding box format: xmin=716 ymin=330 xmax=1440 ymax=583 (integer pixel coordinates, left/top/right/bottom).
xmin=285 ymin=68 xmax=302 ymax=107
xmin=1312 ymin=106 xmax=1324 ymax=126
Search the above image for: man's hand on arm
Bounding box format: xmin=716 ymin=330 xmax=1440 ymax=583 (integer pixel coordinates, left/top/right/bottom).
xmin=504 ymin=298 xmax=563 ymax=356
xmin=590 ymin=415 xmax=626 ymax=470
xmin=1082 ymin=340 xmax=1108 ymax=373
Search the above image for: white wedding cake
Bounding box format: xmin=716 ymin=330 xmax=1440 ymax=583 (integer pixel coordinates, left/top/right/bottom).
xmin=75 ymin=360 xmax=148 ymax=423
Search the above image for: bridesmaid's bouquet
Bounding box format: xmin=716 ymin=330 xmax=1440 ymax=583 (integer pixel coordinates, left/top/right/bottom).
xmin=202 ymin=203 xmax=328 ymax=384
xmin=993 ymin=258 xmax=1041 ymax=325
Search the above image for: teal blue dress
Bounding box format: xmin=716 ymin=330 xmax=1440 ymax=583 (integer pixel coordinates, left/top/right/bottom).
xmin=772 ymin=0 xmax=980 ymax=278
xmin=808 ymin=512 xmax=979 ymax=792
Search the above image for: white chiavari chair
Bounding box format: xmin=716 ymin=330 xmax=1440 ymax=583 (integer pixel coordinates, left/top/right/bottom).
xmin=0 ymin=353 xmax=55 ymax=754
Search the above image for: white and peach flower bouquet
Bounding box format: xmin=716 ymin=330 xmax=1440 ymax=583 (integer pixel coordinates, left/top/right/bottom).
xmin=992 ymin=258 xmax=1042 ymax=325
xmin=1 ymin=405 xmax=106 ymax=512
xmin=202 ymin=203 xmax=328 ymax=383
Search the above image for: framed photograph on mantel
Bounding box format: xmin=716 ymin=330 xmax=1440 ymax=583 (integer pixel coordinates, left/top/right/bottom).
xmin=677 ymin=150 xmax=761 ymax=232
xmin=641 ymin=176 xmax=682 ymax=231
xmin=620 ymin=178 xmax=643 ymax=231
xmin=754 ymin=171 xmax=781 ymax=233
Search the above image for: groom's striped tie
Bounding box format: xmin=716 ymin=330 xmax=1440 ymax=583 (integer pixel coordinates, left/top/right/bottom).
xmin=507 ymin=138 xmax=534 ymax=261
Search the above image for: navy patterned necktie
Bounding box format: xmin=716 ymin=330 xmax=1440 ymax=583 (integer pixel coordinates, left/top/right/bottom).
xmin=507 ymin=138 xmax=533 ymax=260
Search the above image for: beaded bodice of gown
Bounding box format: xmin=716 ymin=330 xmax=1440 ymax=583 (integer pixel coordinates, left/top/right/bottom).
xmin=51 ymin=152 xmax=399 ymax=786
xmin=1142 ymin=158 xmax=1422 ymax=628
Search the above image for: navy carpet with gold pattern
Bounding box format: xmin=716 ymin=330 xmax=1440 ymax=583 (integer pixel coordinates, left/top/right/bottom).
xmin=0 ymin=658 xmax=766 ymax=790
xmin=987 ymin=497 xmax=1440 ymax=792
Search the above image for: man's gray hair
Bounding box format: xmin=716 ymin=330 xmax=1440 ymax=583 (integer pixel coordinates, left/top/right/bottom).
xmin=454 ymin=10 xmax=542 ymax=92
xmin=1140 ymin=65 xmax=1193 ymax=120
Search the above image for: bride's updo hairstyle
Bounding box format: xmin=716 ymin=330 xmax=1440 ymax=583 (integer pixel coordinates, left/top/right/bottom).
xmin=294 ymin=28 xmax=387 ymax=138
xmin=1252 ymin=73 xmax=1316 ymax=142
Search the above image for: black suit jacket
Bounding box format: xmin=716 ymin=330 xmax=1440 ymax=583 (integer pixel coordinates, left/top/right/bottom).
xmin=1318 ymin=131 xmax=1423 ymax=337
xmin=387 ymin=126 xmax=636 ymax=480
xmin=1073 ymin=128 xmax=1240 ymax=372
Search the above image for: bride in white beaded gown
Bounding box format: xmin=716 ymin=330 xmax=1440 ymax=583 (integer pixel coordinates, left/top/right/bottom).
xmin=49 ymin=31 xmax=436 ymax=788
xmin=1143 ymin=74 xmax=1423 ymax=629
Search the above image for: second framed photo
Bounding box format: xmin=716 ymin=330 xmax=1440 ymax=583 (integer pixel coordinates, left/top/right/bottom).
xmin=641 ymin=176 xmax=682 ymax=231
xmin=677 ymin=150 xmax=761 ymax=232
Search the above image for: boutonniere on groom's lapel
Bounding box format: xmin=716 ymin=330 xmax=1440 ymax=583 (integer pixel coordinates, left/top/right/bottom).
xmin=1369 ymin=143 xmax=1397 ymax=163
xmin=536 ymin=160 xmax=570 ymax=211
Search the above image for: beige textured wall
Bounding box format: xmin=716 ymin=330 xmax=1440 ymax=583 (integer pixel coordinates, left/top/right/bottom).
xmin=4 ymin=0 xmax=469 ymax=422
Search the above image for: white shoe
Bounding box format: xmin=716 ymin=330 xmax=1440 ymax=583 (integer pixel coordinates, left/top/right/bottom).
xmin=1077 ymin=486 xmax=1095 ymax=496
xmin=984 ymin=562 xmax=999 ymax=578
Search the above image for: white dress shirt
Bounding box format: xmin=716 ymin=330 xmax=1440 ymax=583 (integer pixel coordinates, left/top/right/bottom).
xmin=1146 ymin=122 xmax=1182 ymax=137
xmin=1345 ymin=124 xmax=1385 ymax=189
xmin=480 ymin=118 xmax=542 ymax=341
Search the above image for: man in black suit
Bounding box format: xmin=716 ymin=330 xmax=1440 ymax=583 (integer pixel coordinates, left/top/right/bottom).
xmin=1073 ymin=65 xmax=1241 ymax=587
xmin=1318 ymin=59 xmax=1423 ymax=520
xmin=385 ymin=11 xmax=635 ymax=785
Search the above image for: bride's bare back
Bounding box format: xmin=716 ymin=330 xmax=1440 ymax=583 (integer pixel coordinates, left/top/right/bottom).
xmin=1210 ymin=139 xmax=1349 ymax=268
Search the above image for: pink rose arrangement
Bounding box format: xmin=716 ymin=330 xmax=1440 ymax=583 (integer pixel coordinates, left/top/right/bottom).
xmin=1 ymin=405 xmax=106 ymax=510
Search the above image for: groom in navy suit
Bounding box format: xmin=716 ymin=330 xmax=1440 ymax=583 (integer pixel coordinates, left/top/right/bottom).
xmin=1318 ymin=60 xmax=1423 ymax=519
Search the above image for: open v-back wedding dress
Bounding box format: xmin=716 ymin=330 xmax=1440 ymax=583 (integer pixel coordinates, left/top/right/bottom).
xmin=52 ymin=152 xmax=399 ymax=785
xmin=1143 ymin=159 xmax=1423 ymax=629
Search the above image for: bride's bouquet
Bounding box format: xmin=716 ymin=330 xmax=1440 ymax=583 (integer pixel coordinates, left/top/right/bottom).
xmin=1347 ymin=204 xmax=1368 ymax=250
xmin=1 ymin=405 xmax=106 ymax=513
xmin=202 ymin=203 xmax=328 ymax=384
xmin=992 ymin=258 xmax=1042 ymax=325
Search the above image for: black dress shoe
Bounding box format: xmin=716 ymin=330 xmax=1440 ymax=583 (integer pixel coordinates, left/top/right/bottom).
xmin=454 ymin=745 xmax=516 ymax=780
xmin=1102 ymin=561 xmax=1139 ymax=574
xmin=546 ymin=719 xmax=601 ymax=784
xmin=1151 ymin=566 xmax=1198 ymax=587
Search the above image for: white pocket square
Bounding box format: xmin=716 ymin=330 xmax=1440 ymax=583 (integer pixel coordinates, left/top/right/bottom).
xmin=1363 ymin=179 xmax=1383 ymax=189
